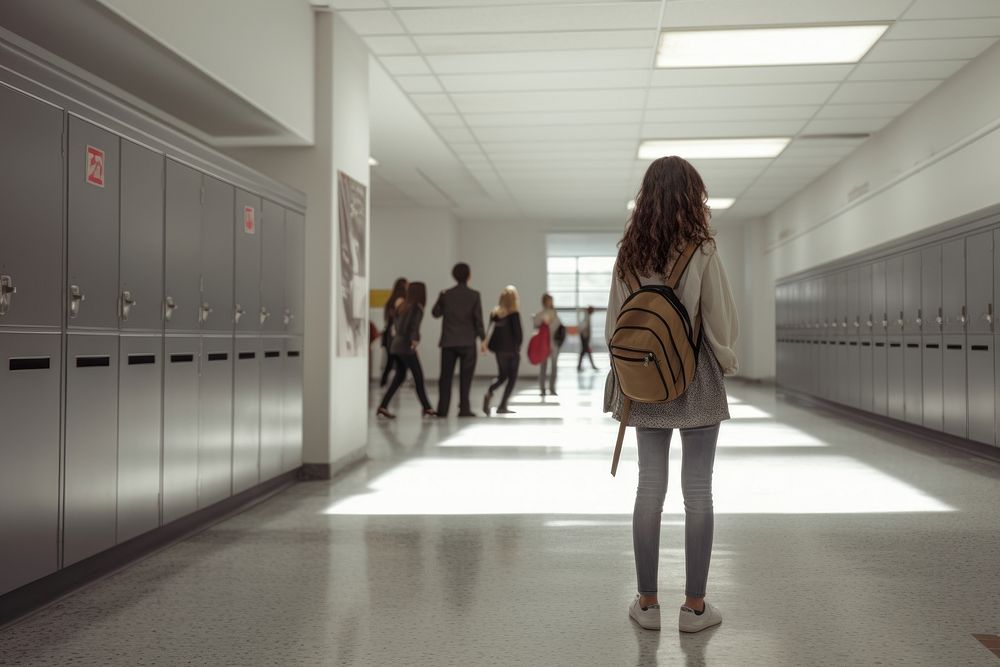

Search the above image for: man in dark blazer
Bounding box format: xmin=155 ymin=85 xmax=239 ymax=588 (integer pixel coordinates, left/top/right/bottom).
xmin=432 ymin=262 xmax=486 ymax=417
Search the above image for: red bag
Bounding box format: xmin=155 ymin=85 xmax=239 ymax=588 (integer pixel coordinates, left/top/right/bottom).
xmin=527 ymin=322 xmax=551 ymax=365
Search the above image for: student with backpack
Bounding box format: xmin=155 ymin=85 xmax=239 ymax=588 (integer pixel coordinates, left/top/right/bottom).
xmin=605 ymin=156 xmax=739 ymax=634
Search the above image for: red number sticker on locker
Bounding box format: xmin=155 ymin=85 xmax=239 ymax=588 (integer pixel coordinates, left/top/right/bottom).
xmin=243 ymin=206 xmax=255 ymax=235
xmin=86 ymin=145 xmax=105 ymax=187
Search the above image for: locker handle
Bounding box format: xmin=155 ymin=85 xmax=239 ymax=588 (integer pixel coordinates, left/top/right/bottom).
xmin=260 ymin=307 xmax=271 ymax=326
xmin=69 ymin=284 xmax=85 ymax=319
xmin=0 ymin=274 xmax=15 ymax=316
xmin=983 ymin=304 xmax=993 ymax=327
xmin=935 ymin=308 xmax=943 ymax=326
xmin=234 ymin=304 xmax=246 ymax=324
xmin=284 ymin=308 xmax=293 ymax=327
xmin=959 ymin=305 xmax=967 ymax=325
xmin=915 ymin=309 xmax=922 ymax=327
xmin=120 ymin=289 xmax=136 ymax=321
xmin=199 ymin=301 xmax=214 ymax=324
xmin=896 ymin=312 xmax=904 ymax=327
xmin=164 ymin=296 xmax=177 ymax=322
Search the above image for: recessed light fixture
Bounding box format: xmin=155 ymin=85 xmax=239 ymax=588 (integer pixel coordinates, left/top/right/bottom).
xmin=368 ymin=156 xmax=379 ymax=167
xmin=638 ymin=138 xmax=790 ymax=160
xmin=627 ymin=197 xmax=735 ymax=211
xmin=657 ymin=24 xmax=889 ymax=68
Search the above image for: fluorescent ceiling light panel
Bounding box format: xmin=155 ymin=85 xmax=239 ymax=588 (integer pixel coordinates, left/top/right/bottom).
xmin=638 ymin=138 xmax=790 ymax=160
xmin=657 ymin=25 xmax=889 ymax=68
xmin=628 ymin=197 xmax=734 ymax=211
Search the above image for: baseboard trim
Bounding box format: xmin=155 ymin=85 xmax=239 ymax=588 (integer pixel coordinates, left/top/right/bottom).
xmin=778 ymin=387 xmax=1000 ymax=464
xmin=0 ymin=469 xmax=299 ymax=630
xmin=299 ymin=448 xmax=368 ymax=481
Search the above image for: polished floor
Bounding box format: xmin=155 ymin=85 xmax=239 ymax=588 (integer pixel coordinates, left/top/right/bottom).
xmin=2 ymin=354 xmax=1000 ymax=665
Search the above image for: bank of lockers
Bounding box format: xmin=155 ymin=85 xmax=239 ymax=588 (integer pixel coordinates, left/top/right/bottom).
xmin=0 ymin=81 xmax=305 ymax=596
xmin=776 ymin=223 xmax=1000 ymax=451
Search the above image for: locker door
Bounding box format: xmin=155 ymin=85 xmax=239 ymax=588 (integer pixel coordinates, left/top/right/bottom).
xmin=117 ymin=335 xmax=162 ymax=542
xmin=902 ymin=251 xmax=922 ymax=335
xmin=809 ymin=279 xmax=821 ymax=396
xmin=872 ymin=260 xmax=888 ymax=415
xmin=0 ymin=86 xmax=64 ymax=329
xmin=967 ymin=336 xmax=994 ymax=445
xmin=886 ymin=256 xmax=905 ymax=420
xmin=165 ymin=160 xmax=203 ymax=333
xmin=834 ymin=272 xmax=849 ymax=404
xmin=119 ymin=141 xmax=164 ymax=332
xmin=859 ymin=264 xmax=874 ymax=412
xmin=235 ymin=189 xmax=262 ymax=335
xmin=904 ymin=335 xmax=923 ymax=426
xmin=201 ymin=176 xmax=234 ymax=333
xmin=0 ymin=333 xmax=61 ymax=595
xmin=199 ymin=336 xmax=233 ymax=506
xmin=233 ymin=337 xmax=261 ymax=493
xmin=846 ymin=268 xmax=860 ymax=408
xmin=68 ymin=117 xmax=119 ymax=330
xmin=64 ymin=333 xmax=119 ymax=565
xmin=942 ymin=239 xmax=966 ymax=335
xmin=163 ymin=335 xmax=200 ymax=524
xmin=967 ymin=231 xmax=993 ymax=335
xmin=921 ymin=245 xmax=942 ymax=431
xmin=261 ymin=201 xmax=285 ymax=334
xmin=943 ymin=335 xmax=968 ymax=439
xmin=260 ymin=338 xmax=284 ymax=481
xmin=285 ymin=210 xmax=305 ymax=335
xmin=283 ymin=340 xmax=303 ymax=472
xmin=822 ymin=275 xmax=836 ymax=400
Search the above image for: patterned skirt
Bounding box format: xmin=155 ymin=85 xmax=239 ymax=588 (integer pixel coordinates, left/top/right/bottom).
xmin=604 ymin=341 xmax=730 ymax=429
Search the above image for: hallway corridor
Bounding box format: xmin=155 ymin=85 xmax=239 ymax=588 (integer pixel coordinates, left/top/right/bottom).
xmin=1 ymin=360 xmax=999 ymax=666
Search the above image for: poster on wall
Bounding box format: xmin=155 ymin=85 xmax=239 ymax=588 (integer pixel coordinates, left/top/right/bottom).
xmin=337 ymin=170 xmax=368 ymax=357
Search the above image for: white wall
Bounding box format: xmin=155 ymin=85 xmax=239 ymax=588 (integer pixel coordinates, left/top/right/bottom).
xmin=741 ymin=41 xmax=1000 ymax=379
xmin=97 ymin=0 xmax=314 ymax=144
xmin=370 ymin=204 xmax=458 ymax=381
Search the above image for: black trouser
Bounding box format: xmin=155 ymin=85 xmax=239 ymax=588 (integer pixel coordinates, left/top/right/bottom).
xmin=379 ymin=353 xmax=432 ymax=411
xmin=437 ymin=345 xmax=477 ymax=415
xmin=488 ymin=352 xmax=520 ymax=409
xmin=578 ymin=333 xmax=597 ymax=370
xmin=380 ymin=350 xmax=398 ymax=386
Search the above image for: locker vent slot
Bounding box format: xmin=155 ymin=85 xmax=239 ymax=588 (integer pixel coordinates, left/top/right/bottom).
xmin=849 ymin=342 xmax=858 ymax=346
xmin=128 ymin=354 xmax=156 ymax=365
xmin=170 ymin=354 xmax=195 ymax=363
xmin=264 ymin=351 xmax=280 ymax=358
xmin=925 ymin=344 xmax=940 ymax=349
xmin=889 ymin=343 xmax=901 ymax=348
xmin=238 ymin=352 xmax=256 ymax=360
xmin=875 ymin=343 xmax=885 ymax=347
xmin=76 ymin=355 xmax=110 ymax=368
xmin=906 ymin=343 xmax=919 ymax=348
xmin=287 ymin=351 xmax=301 ymax=358
xmin=838 ymin=341 xmax=847 ymax=346
xmin=862 ymin=342 xmax=871 ymax=347
xmin=208 ymin=353 xmax=228 ymax=362
xmin=9 ymin=357 xmax=51 ymax=371
xmin=971 ymin=345 xmax=990 ymax=351
xmin=947 ymin=345 xmax=963 ymax=350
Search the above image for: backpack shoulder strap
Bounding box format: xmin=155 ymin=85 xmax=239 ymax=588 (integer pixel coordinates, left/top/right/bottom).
xmin=616 ymin=259 xmax=641 ymax=294
xmin=665 ymin=242 xmax=701 ymax=289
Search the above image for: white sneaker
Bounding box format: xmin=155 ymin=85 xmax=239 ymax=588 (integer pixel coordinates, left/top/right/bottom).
xmin=628 ymin=595 xmax=661 ymax=631
xmin=678 ymin=601 xmax=722 ymax=633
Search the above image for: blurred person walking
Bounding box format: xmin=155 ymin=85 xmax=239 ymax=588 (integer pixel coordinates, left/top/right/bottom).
xmin=432 ymin=262 xmax=486 ymax=417
xmin=482 ymin=285 xmax=523 ymax=416
xmin=380 ymin=277 xmax=407 ymax=387
xmin=376 ymin=282 xmax=437 ymax=419
xmin=577 ymin=305 xmax=598 ymax=371
xmin=533 ymin=294 xmax=564 ymax=397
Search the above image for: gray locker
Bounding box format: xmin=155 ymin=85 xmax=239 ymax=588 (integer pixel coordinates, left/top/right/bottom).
xmin=201 ymin=176 xmax=235 ymax=333
xmin=922 ymin=335 xmax=943 ymax=432
xmin=261 ymin=201 xmax=286 ymax=334
xmin=920 ymin=245 xmax=943 ymax=430
xmin=120 ymin=141 xmax=164 ymax=332
xmin=0 ymin=86 xmax=64 ymax=329
xmin=63 ymin=333 xmax=119 ymax=566
xmin=921 ymin=245 xmax=943 ymax=334
xmin=967 ymin=335 xmax=994 ymax=445
xmin=0 ymin=332 xmax=61 ymax=595
xmin=942 ymin=335 xmax=968 ymax=439
xmin=859 ymin=264 xmax=874 ymax=412
xmin=941 ymin=239 xmax=966 ymax=335
xmin=68 ymin=117 xmax=119 ymax=330
xmin=845 ymin=268 xmax=860 ymax=408
xmin=904 ymin=336 xmax=923 ymax=426
xmin=163 ymin=335 xmax=200 ymax=524
xmin=235 ymin=190 xmax=262 ymax=334
xmin=198 ymin=335 xmax=233 ymax=506
xmin=871 ymin=260 xmax=888 ymax=415
xmin=283 ymin=339 xmax=304 ymax=472
xmin=886 ymin=257 xmax=905 ymax=420
xmin=902 ymin=251 xmax=921 ymax=335
xmin=821 ymin=275 xmax=836 ymax=400
xmin=233 ymin=336 xmax=261 ymax=493
xmin=117 ymin=335 xmax=162 ymax=543
xmin=165 ymin=160 xmax=203 ymax=333
xmin=285 ymin=210 xmax=305 ymax=335
xmin=967 ymin=231 xmax=993 ymax=335
xmin=259 ymin=338 xmax=285 ymax=481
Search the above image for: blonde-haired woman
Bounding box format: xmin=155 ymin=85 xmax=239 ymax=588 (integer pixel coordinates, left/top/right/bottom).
xmin=482 ymin=285 xmax=523 ymax=416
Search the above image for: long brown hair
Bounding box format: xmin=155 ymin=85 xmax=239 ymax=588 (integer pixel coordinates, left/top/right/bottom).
xmin=399 ymin=281 xmax=427 ymax=316
xmin=617 ymin=156 xmax=714 ymax=280
xmin=385 ymin=277 xmax=407 ymax=319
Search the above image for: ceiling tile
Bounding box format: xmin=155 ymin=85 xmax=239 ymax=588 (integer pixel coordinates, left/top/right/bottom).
xmin=396 ymin=75 xmax=443 ymax=93
xmin=643 ymin=106 xmax=820 ymax=123
xmin=473 ymin=124 xmax=641 ymax=142
xmin=828 ymin=80 xmax=943 ymax=104
xmin=801 ymin=117 xmax=893 ymax=134
xmin=646 ymin=84 xmax=837 ymax=109
xmin=395 ymin=3 xmax=662 ymax=34
xmin=338 ymin=10 xmax=405 ymax=35
xmin=641 ymin=120 xmax=807 ymax=139
xmin=425 ymin=113 xmax=466 ymax=128
xmin=864 ymin=37 xmax=998 ymax=61
xmin=885 ymin=17 xmax=1000 ymax=39
xmin=451 ymin=89 xmax=647 ymax=114
xmin=413 ymin=30 xmax=657 ymax=54
xmin=848 ymin=60 xmax=967 ymax=81
xmin=426 ymin=49 xmax=651 ymax=74
xmin=813 ymin=102 xmax=911 ymax=118
xmin=438 ymin=126 xmax=476 ymax=143
xmin=363 ymin=35 xmax=419 ymax=55
xmin=904 ymin=0 xmax=1000 ymax=19
xmin=439 ymin=70 xmax=650 ymax=93
xmin=379 ymin=55 xmax=432 ymax=75
xmin=650 ymin=64 xmax=853 ymax=87
xmin=410 ymin=93 xmax=458 ymax=113
xmin=660 ymin=0 xmax=910 ymax=27
xmin=331 ymin=0 xmax=386 ymax=8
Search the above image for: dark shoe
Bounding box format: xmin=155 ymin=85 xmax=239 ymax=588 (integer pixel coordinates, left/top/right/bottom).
xmin=458 ymin=411 xmax=477 ymax=418
xmin=376 ymin=407 xmax=395 ymax=419
xmin=483 ymin=391 xmax=493 ymax=417
xmin=549 ymin=389 xmax=558 ymax=397
xmin=422 ymin=409 xmax=438 ymax=418
xmin=497 ymin=407 xmax=515 ymax=414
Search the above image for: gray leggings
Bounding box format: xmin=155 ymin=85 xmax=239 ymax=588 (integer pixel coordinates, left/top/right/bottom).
xmin=633 ymin=424 xmax=719 ymax=598
xmin=538 ymin=346 xmax=560 ymax=393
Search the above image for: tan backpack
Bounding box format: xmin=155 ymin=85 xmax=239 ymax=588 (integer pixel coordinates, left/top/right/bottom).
xmin=609 ymin=243 xmax=702 ymax=476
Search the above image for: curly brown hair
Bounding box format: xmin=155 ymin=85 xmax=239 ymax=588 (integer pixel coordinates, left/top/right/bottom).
xmin=617 ymin=156 xmax=715 ymax=280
